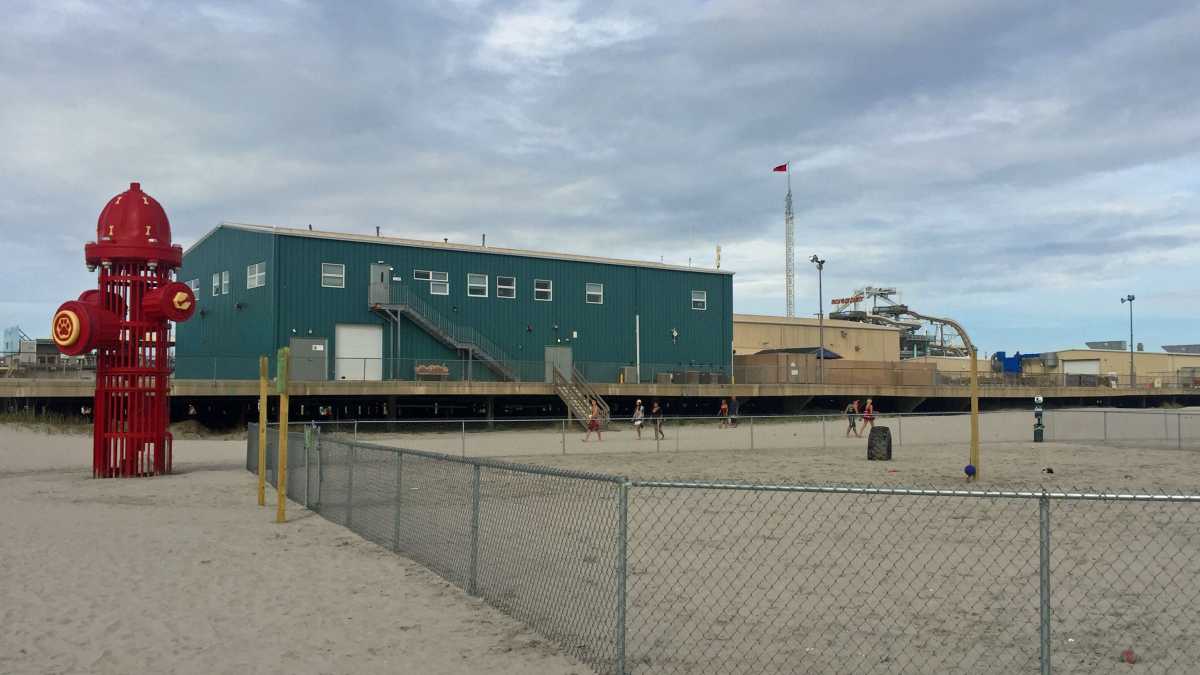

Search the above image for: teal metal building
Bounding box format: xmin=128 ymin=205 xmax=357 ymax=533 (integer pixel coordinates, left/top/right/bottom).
xmin=176 ymin=223 xmax=733 ymax=383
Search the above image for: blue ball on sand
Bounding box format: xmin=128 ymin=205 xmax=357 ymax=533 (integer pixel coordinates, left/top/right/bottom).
xmin=964 ymin=464 xmax=977 ymax=478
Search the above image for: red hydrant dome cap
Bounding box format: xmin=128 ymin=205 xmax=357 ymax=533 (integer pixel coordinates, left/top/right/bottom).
xmin=96 ymin=181 xmax=173 ymax=248
xmin=87 ymin=181 xmax=182 ymax=267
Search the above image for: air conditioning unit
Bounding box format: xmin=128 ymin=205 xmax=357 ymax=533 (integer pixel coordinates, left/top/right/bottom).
xmin=619 ymin=366 xmax=639 ymax=383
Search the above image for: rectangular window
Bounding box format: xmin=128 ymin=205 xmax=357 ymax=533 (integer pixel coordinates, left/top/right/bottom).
xmin=497 ymin=276 xmax=516 ymax=299
xmin=211 ymin=273 xmax=219 ymax=297
xmin=220 ymin=271 xmax=230 ymax=295
xmin=321 ymin=263 xmax=345 ymax=288
xmin=430 ymin=280 xmax=449 ymax=295
xmin=431 ymin=271 xmax=448 ymax=282
xmin=187 ymin=279 xmax=199 ymax=294
xmin=414 ymin=269 xmax=432 ymax=281
xmin=246 ymin=262 xmax=266 ymax=289
xmin=585 ymin=282 xmax=603 ymax=305
xmin=467 ymin=273 xmax=488 ymax=297
xmin=534 ymin=279 xmax=552 ymax=302
xmin=691 ymin=290 xmax=708 ymax=311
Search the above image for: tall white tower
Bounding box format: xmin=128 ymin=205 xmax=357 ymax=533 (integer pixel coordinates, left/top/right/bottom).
xmin=784 ymin=171 xmax=795 ymax=317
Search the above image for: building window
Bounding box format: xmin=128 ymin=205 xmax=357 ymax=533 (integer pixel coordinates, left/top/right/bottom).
xmin=321 ymin=263 xmax=345 ymax=288
xmin=692 ymin=290 xmax=707 ymax=311
xmin=415 ymin=269 xmax=449 ymax=294
xmin=221 ymin=271 xmax=230 ymax=295
xmin=497 ymin=276 xmax=516 ymax=299
xmin=467 ymin=273 xmax=488 ymax=297
xmin=429 ymin=271 xmax=448 ymax=295
xmin=187 ymin=279 xmax=199 ymax=295
xmin=246 ymin=262 xmax=266 ymax=290
xmin=585 ymin=282 xmax=603 ymax=305
xmin=212 ymin=273 xmax=220 ymax=297
xmin=534 ymin=279 xmax=552 ymax=302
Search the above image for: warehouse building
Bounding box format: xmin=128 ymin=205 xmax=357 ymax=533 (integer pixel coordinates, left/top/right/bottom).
xmin=175 ymin=223 xmax=733 ymax=386
xmin=733 ymin=314 xmax=900 ymax=361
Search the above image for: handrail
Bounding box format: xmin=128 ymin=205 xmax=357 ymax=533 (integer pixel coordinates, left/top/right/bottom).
xmin=384 ymin=284 xmax=517 ymax=378
xmin=571 ymin=365 xmax=611 ymax=419
xmin=552 ymin=366 xmax=610 ymax=424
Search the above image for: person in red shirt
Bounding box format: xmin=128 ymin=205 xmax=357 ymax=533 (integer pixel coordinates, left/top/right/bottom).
xmin=861 ymin=398 xmax=876 ymax=434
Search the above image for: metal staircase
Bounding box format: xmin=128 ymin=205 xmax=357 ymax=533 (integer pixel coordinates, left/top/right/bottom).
xmin=371 ymin=284 xmax=517 ymax=382
xmin=553 ymin=365 xmax=611 ymax=430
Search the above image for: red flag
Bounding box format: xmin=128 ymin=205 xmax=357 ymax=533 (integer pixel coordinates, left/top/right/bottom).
xmin=772 ymin=163 xmax=788 ymax=172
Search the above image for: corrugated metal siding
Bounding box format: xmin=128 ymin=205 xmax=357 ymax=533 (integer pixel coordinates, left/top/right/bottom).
xmin=180 ymin=227 xmax=732 ymax=380
xmin=176 ymin=227 xmax=276 ymax=378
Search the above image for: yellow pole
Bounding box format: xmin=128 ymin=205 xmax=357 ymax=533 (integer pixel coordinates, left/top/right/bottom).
xmin=257 ymin=356 xmax=267 ymax=506
xmin=968 ymin=345 xmax=980 ymax=478
xmin=277 ymin=389 xmax=289 ymax=522
xmin=908 ymin=311 xmax=980 ymax=480
xmin=276 ymin=347 xmax=290 ymax=523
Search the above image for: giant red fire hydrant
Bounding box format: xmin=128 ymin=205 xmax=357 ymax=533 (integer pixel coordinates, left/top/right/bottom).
xmin=52 ymin=182 xmax=195 ymax=477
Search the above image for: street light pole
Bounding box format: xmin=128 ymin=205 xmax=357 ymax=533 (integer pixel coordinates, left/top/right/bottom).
xmin=1121 ymin=294 xmax=1135 ymax=388
xmin=810 ymin=255 xmax=826 ymax=384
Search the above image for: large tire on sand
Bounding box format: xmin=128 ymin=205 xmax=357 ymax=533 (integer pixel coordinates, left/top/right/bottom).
xmin=867 ymin=426 xmax=892 ymax=461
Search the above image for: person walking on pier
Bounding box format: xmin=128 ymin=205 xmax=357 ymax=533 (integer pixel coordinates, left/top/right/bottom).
xmin=718 ymin=399 xmax=730 ymax=428
xmin=845 ymin=400 xmax=861 ymax=438
xmin=729 ymin=395 xmax=741 ymax=428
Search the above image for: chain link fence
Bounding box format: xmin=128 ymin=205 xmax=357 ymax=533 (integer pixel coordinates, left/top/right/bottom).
xmin=247 ymin=423 xmax=1200 ymax=673
xmin=276 ymin=409 xmax=1200 ymax=459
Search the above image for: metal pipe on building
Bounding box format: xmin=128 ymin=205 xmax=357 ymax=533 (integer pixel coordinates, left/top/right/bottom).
xmin=635 ymin=314 xmax=641 ymax=384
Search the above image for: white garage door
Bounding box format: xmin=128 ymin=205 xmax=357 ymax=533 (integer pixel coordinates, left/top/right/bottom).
xmin=335 ymin=324 xmax=383 ymax=381
xmin=1063 ymin=359 xmax=1100 ymax=375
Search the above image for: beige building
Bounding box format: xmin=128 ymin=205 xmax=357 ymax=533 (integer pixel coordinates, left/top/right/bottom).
xmin=733 ymin=314 xmax=900 ymax=361
xmin=1024 ymin=349 xmax=1200 ymax=385
xmin=913 ymin=349 xmax=1200 ymax=387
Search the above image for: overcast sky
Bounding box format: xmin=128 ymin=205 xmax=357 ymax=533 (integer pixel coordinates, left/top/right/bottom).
xmin=3 ymin=0 xmax=1198 ymax=354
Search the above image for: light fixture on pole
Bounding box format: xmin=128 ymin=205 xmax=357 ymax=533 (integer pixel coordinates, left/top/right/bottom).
xmin=1121 ymin=294 xmax=1135 ymax=388
xmin=809 ymin=255 xmax=826 ymax=384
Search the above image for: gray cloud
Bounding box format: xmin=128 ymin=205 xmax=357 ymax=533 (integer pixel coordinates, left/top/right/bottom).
xmin=2 ymin=0 xmax=1198 ymax=352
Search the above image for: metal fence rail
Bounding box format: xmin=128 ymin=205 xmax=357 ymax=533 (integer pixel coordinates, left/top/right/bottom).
xmin=270 ymin=409 xmax=1200 ymax=459
xmin=248 ymin=423 xmax=1200 ymax=674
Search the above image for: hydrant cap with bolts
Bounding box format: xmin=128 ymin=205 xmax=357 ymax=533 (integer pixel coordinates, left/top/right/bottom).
xmin=86 ymin=182 xmax=182 ymax=268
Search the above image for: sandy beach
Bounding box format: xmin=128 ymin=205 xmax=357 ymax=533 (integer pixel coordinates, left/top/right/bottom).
xmin=0 ymin=426 xmax=583 ymax=675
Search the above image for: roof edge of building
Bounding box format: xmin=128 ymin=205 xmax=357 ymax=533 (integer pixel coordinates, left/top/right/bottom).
xmin=186 ymin=222 xmax=735 ymax=276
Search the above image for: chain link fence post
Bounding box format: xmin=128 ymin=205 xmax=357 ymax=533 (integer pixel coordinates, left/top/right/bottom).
xmin=749 ymin=415 xmax=755 ymax=450
xmin=898 ymin=412 xmax=903 ymax=446
xmin=304 ymin=426 xmax=311 ymax=509
xmin=616 ymin=480 xmax=629 ymax=675
xmin=353 ymin=419 xmax=358 ymax=441
xmin=393 ymin=451 xmax=403 ymax=552
xmin=346 ymin=444 xmax=356 ymax=529
xmin=315 ymin=430 xmax=322 ymax=508
xmin=469 ymin=463 xmax=481 ymax=596
xmin=461 ymin=420 xmax=466 ymax=457
xmin=1039 ymin=491 xmax=1052 ymax=675
xmin=822 ymin=415 xmax=827 ymax=448
xmin=1180 ymin=413 xmax=1184 ymax=449
xmin=561 ymin=418 xmax=567 ymax=455
xmin=1103 ymin=411 xmax=1108 ymax=442
xmin=675 ymin=419 xmax=680 ymax=452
